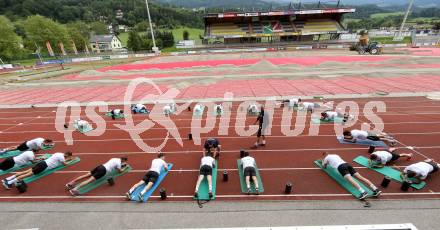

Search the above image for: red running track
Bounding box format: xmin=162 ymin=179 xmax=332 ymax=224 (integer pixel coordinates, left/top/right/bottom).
xmin=97 ymin=56 xmax=393 ymax=72
xmin=2 ymin=75 xmax=440 ymax=105
xmin=0 ymin=97 xmax=440 ymax=202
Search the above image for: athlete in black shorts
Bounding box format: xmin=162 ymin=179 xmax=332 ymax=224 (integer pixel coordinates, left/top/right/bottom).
xmin=66 ymin=156 xmax=128 ymax=196
xmin=126 ymin=153 xmax=168 ymax=201
xmin=252 ymin=106 xmax=266 ymax=149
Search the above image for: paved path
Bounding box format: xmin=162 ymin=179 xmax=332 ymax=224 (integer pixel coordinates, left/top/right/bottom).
xmin=1 ymin=199 xmax=438 ymax=230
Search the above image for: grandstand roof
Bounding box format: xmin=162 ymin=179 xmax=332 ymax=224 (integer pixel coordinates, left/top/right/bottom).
xmin=204 ymin=8 xmax=355 ymax=19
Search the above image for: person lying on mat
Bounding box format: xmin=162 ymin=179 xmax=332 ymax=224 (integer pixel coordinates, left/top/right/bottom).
xmin=1 ymin=138 xmax=54 ymax=154
xmin=0 ymin=150 xmax=40 ymax=172
xmin=194 ymin=151 xmax=216 ymax=199
xmin=74 ymin=119 xmax=91 ymax=130
xmin=66 ymin=156 xmax=129 ymax=196
xmin=194 ymin=104 xmax=203 ymax=114
xmin=281 ymin=98 xmax=301 ymax=108
xmin=343 ymin=129 xmax=396 ymax=146
xmin=369 ymin=148 xmax=412 ymax=168
xmin=163 ymin=103 xmax=177 ymax=115
xmin=109 ymin=109 xmax=124 ymax=120
xmin=203 ymin=138 xmax=221 ymax=159
xmin=241 ymin=151 xmax=259 ymax=195
xmin=2 ymin=152 xmax=74 ymax=189
xmin=322 ymin=152 xmax=381 ymax=200
xmin=320 ymin=110 xmax=353 ymax=122
xmin=131 ymin=104 xmax=148 ymax=114
xmin=126 ymin=152 xmax=168 ymax=201
xmin=248 ymin=104 xmax=258 ymax=115
xmin=300 ymin=102 xmax=319 ymax=113
xmin=401 ymin=159 xmax=440 ymax=184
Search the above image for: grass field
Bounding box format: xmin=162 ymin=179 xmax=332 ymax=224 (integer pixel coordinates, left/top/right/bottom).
xmin=370 ymin=36 xmax=412 ymax=44
xmin=118 ymin=27 xmax=203 ymax=50
xmin=370 ymin=12 xmax=404 ymax=18
xmin=172 ymin=27 xmax=204 ymax=45
xmin=118 ymin=33 xmax=129 ymax=47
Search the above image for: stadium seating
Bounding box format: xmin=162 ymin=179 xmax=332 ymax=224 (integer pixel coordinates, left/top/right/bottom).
xmin=210 ymin=23 xmax=247 ymax=36
xmin=300 ymin=19 xmax=342 ymax=34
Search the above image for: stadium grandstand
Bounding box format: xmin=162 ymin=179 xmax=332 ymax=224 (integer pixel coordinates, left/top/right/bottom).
xmin=203 ymin=1 xmax=354 ymax=44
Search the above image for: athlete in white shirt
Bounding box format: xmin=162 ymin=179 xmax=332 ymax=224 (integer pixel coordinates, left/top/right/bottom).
xmin=248 ymin=104 xmax=258 ymax=115
xmin=2 ymin=152 xmax=73 ymax=189
xmin=163 ymin=105 xmax=172 ymax=116
xmin=369 ymin=148 xmax=412 ymax=167
xmin=402 ymin=159 xmax=439 ymax=184
xmin=109 ymin=109 xmax=124 ymax=120
xmin=343 ymin=129 xmax=396 ymax=146
xmin=131 ymin=104 xmax=148 ymax=114
xmin=321 ymin=152 xmax=381 ymax=200
xmin=281 ymin=98 xmax=302 ymax=108
xmin=240 ymin=151 xmax=259 ymax=195
xmin=320 ymin=110 xmax=353 ymax=122
xmin=194 ymin=151 xmax=216 ymax=199
xmin=66 ymin=156 xmax=128 ymax=196
xmin=300 ymin=102 xmax=319 ymax=113
xmin=74 ymin=119 xmax=91 ymax=131
xmin=126 ymin=152 xmax=168 ymax=201
xmin=193 ymin=104 xmax=204 ymax=116
xmin=0 ymin=151 xmax=38 ymax=172
xmin=1 ymin=138 xmax=54 ymax=153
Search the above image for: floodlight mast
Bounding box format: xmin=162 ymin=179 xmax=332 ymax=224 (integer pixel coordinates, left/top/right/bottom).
xmin=394 ymin=0 xmax=415 ymax=41
xmin=145 ymin=0 xmax=159 ymax=53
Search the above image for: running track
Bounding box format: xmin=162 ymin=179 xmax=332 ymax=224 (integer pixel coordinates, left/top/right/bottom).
xmin=0 ymin=97 xmax=439 ymax=202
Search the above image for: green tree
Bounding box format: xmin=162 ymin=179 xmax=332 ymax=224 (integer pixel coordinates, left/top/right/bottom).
xmin=0 ymin=16 xmax=24 ymax=61
xmin=127 ymin=30 xmax=142 ymax=51
xmin=22 ymin=15 xmax=72 ymax=55
xmin=183 ymin=30 xmax=189 ymax=40
xmin=90 ymin=21 xmax=108 ymax=35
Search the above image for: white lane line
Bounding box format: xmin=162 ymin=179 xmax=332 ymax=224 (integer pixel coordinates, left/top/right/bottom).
xmin=3 ymin=121 xmax=440 ymax=133
xmin=3 ymin=132 xmax=440 ymax=144
xmin=0 ymin=192 xmax=439 ymax=199
xmin=46 ymin=166 xmax=407 ymax=174
xmin=14 ymin=146 xmax=439 ymax=156
xmin=3 ymin=111 xmax=440 ymax=122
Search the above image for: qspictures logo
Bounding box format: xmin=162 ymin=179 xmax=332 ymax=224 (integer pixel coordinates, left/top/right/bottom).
xmin=55 ymin=77 xmax=387 ymax=153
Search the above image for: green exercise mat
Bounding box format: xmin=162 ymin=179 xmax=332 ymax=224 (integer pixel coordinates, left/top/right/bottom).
xmin=237 ymin=159 xmax=264 ymax=193
xmin=105 ymin=112 xmax=125 ymax=119
xmin=23 ymin=157 xmax=81 ymax=184
xmin=77 ymin=165 xmax=132 ymax=195
xmin=311 ymin=117 xmax=344 ymax=124
xmin=314 ymin=160 xmax=374 ymax=199
xmin=0 ymin=150 xmax=22 ymax=159
xmin=193 ymin=160 xmax=218 ymax=201
xmin=353 ymin=156 xmax=426 ymax=190
xmin=0 ymin=154 xmax=51 ymax=176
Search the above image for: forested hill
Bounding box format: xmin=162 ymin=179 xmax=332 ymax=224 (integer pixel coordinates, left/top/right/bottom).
xmin=0 ymin=0 xmax=204 ymax=28
xmin=156 ymin=0 xmax=274 ymax=9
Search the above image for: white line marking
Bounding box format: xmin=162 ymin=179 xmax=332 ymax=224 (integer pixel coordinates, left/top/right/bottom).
xmin=0 ymin=192 xmax=439 ymax=199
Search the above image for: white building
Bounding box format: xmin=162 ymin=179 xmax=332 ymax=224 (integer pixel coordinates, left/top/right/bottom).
xmin=89 ymin=35 xmax=123 ymax=53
